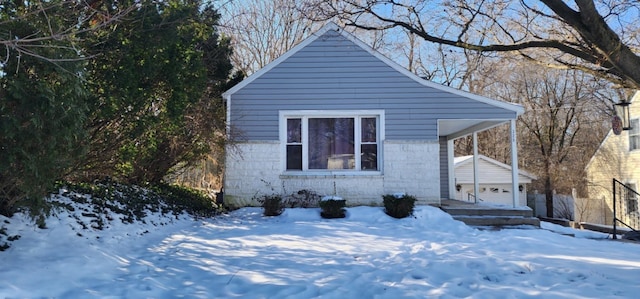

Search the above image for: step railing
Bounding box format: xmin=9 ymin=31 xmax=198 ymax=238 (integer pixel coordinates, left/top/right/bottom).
xmin=467 ymin=192 xmax=484 ymax=203
xmin=612 ymin=178 xmax=640 ymax=239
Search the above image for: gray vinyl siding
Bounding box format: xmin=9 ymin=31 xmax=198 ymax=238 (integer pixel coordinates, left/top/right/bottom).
xmin=439 ymin=137 xmax=449 ymax=199
xmin=229 ymin=29 xmax=516 ymax=141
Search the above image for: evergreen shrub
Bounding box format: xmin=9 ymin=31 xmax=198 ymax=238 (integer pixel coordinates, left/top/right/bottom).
xmin=383 ymin=193 xmax=416 ymax=218
xmin=319 ymin=196 xmax=346 ymax=219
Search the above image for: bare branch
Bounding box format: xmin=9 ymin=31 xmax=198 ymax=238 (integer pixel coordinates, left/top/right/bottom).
xmin=1 ymin=1 xmax=138 ymax=63
xmin=302 ymin=0 xmax=640 ymax=89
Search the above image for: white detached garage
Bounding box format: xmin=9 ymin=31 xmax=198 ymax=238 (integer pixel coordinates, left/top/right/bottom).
xmin=454 ymin=155 xmax=537 ymax=206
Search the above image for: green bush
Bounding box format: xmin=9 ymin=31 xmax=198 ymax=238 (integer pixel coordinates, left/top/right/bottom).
xmin=257 ymin=194 xmax=284 ymax=216
xmin=57 ymin=180 xmax=219 ymax=222
xmin=383 ymin=193 xmax=416 ymax=218
xmin=319 ymin=197 xmax=346 ymax=219
xmin=152 ymin=183 xmax=219 ymax=218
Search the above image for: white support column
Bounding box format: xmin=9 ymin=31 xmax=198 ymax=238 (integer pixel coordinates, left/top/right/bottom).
xmin=448 ymin=139 xmax=455 ymax=199
xmin=473 ymin=132 xmax=479 ymax=204
xmin=510 ymin=119 xmax=519 ymax=207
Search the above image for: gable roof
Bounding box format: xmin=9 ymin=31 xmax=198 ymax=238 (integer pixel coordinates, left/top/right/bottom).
xmin=222 ymin=23 xmax=523 ymax=116
xmin=454 ymin=155 xmax=538 ymax=180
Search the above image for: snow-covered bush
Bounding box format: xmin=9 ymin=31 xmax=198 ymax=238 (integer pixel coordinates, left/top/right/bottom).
xmin=382 ymin=193 xmax=416 ymax=218
xmin=319 ymin=196 xmax=346 ymax=219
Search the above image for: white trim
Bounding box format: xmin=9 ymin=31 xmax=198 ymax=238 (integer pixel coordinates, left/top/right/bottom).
xmin=447 ymin=139 xmax=455 ymax=199
xmin=225 ymin=94 xmax=231 ymax=138
xmin=279 ymin=109 xmax=385 ymax=174
xmin=510 ymin=119 xmax=519 ymax=207
xmin=438 ymin=119 xmax=513 ymax=140
xmin=473 ymin=132 xmax=479 ymax=203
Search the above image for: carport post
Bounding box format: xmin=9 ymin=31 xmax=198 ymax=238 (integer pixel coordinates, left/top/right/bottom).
xmin=473 ymin=132 xmax=479 ymax=204
xmin=510 ymin=119 xmax=519 ymax=207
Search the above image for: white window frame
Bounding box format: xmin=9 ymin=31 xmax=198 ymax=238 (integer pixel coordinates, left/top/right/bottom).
xmin=279 ymin=110 xmax=385 ymax=175
xmin=629 ymin=118 xmax=640 ymax=151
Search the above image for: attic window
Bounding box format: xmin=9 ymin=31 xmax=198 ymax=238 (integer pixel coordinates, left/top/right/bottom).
xmin=282 ymin=111 xmax=383 ymax=172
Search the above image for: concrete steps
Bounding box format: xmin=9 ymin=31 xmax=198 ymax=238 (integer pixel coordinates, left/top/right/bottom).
xmin=449 ymin=215 xmax=541 ymax=227
xmin=439 ymin=200 xmax=540 ymax=227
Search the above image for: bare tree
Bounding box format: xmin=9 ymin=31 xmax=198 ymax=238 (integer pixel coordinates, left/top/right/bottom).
xmin=491 ymin=64 xmax=611 ymax=216
xmin=218 ymin=0 xmax=321 ymax=75
xmin=301 ymin=0 xmax=640 ymax=89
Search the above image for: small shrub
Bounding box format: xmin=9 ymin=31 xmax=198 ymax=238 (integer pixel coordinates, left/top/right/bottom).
xmin=319 ymin=196 xmax=346 ymax=219
xmin=383 ymin=193 xmax=416 ymax=218
xmin=257 ymin=194 xmax=284 ymax=216
xmin=283 ymin=189 xmax=321 ymax=208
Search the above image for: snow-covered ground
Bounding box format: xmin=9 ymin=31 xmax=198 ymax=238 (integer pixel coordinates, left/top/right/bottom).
xmin=1 ymin=200 xmax=639 ymax=298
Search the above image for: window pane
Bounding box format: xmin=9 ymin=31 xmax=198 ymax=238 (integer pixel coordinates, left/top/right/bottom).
xmin=626 ymin=183 xmax=638 ymax=213
xmin=630 ymin=119 xmax=640 ymax=150
xmin=631 ymin=119 xmax=640 ymax=134
xmin=361 ymin=117 xmax=377 ymax=142
xmin=361 ymin=144 xmax=378 ymax=170
xmin=308 ymin=118 xmax=354 ymax=169
xmin=287 ymin=118 xmax=301 ymax=143
xmin=631 ymin=136 xmax=640 ymax=151
xmin=287 ymin=145 xmax=302 ymax=170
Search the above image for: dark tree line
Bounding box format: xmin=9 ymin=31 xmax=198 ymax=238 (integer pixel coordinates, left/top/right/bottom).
xmin=0 ymin=0 xmax=238 ymax=216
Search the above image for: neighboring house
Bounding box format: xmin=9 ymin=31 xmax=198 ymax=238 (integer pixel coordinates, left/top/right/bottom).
xmin=584 ymin=92 xmax=640 ymax=228
xmin=222 ymin=23 xmax=524 ymax=208
xmin=454 ymin=155 xmax=537 ymax=206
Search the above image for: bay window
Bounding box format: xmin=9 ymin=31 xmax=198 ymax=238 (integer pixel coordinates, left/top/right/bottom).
xmin=282 ymin=111 xmax=382 ymax=172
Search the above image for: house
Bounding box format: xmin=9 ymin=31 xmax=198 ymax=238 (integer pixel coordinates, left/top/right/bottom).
xmin=222 ymin=23 xmax=524 ymax=208
xmin=584 ymin=92 xmax=640 ymax=228
xmin=453 ymin=155 xmax=537 ymax=206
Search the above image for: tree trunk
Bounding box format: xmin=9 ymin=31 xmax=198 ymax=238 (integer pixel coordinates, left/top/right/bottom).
xmin=545 ymin=162 xmax=554 ymax=218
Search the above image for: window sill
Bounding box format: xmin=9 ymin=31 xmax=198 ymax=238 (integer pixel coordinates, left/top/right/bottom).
xmin=280 ymin=171 xmax=383 ymax=178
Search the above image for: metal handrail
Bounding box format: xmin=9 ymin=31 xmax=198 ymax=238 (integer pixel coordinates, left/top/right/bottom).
xmin=467 ymin=192 xmax=484 ymax=203
xmin=612 ymin=178 xmax=639 ymax=239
